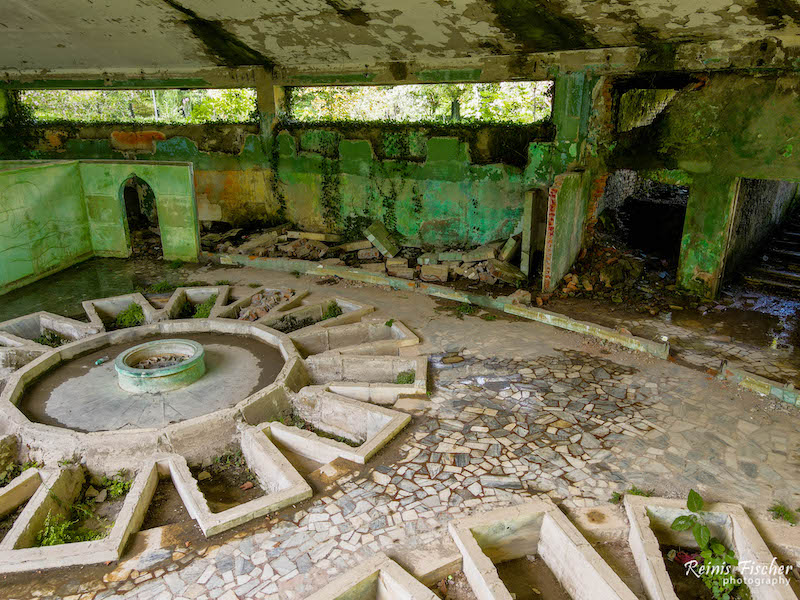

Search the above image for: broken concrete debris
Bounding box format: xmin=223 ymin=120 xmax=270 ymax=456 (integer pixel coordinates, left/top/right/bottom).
xmin=487 ymin=259 xmax=526 ymax=285
xmin=214 ymin=223 xmax=534 ymax=290
xmin=238 ymin=289 xmax=294 ymax=321
xmin=419 ymin=265 xmax=449 ymax=283
xmin=364 ymin=221 xmax=401 ymax=258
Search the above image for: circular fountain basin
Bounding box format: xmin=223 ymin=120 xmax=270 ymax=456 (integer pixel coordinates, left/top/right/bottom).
xmin=115 ymin=339 xmax=205 ymax=393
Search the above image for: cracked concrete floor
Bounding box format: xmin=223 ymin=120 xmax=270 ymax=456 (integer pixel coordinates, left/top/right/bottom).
xmin=1 ymin=265 xmax=798 ymax=600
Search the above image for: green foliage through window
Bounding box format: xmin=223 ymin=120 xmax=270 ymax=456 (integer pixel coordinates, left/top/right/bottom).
xmin=19 ymin=88 xmax=257 ymax=124
xmin=288 ymin=81 xmax=553 ymax=125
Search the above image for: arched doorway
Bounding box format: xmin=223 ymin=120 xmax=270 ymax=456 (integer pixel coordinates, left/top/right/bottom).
xmin=121 ymin=176 xmax=161 ymax=258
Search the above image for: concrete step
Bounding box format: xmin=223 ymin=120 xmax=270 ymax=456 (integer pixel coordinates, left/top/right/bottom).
xmin=768 ymin=248 xmax=800 ymax=261
xmin=750 ymin=267 xmax=800 ymax=284
xmin=743 ymin=274 xmax=800 ymax=293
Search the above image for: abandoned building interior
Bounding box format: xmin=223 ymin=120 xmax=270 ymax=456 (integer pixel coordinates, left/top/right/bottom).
xmin=1 ymin=1 xmax=800 ymax=599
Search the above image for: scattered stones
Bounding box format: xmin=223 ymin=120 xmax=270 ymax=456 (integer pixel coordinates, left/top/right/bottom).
xmin=198 ymin=471 xmax=211 ymax=481
xmin=133 ymin=353 xmax=189 ymax=369
xmin=498 ymin=235 xmax=520 ymax=262
xmin=357 ymin=248 xmax=382 ymax=261
xmin=503 ymin=289 xmax=532 ymax=306
xmin=364 ymin=221 xmax=400 ymax=257
xmin=419 ymin=265 xmax=449 ymax=283
xmin=486 ymin=259 xmax=526 ymax=285
xmin=238 ymin=289 xmax=294 ymax=321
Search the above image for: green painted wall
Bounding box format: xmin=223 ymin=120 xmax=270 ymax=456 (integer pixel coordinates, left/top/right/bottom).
xmin=79 ymin=162 xmax=200 ymax=261
xmin=544 ymin=171 xmax=591 ymax=291
xmin=0 ymin=161 xmax=91 ymax=294
xmin=677 ymin=175 xmax=739 ymax=298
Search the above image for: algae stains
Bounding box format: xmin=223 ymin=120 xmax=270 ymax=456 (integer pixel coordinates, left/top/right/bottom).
xmin=161 ymin=0 xmax=276 ymax=68
xmin=633 ymin=24 xmax=676 ymax=71
xmin=326 ymin=0 xmax=370 ymax=26
xmin=749 ymin=0 xmax=800 ymax=28
xmin=388 ymin=61 xmax=408 ymax=81
xmin=488 ymin=0 xmax=600 ymax=51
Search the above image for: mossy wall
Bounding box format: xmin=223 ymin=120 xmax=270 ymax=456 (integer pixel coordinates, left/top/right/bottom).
xmin=0 ymin=161 xmax=91 ymax=293
xmin=0 ymin=72 xmax=597 ymax=251
xmin=609 ymin=72 xmax=800 ymax=297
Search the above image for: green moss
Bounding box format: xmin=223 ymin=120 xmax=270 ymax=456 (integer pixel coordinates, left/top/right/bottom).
xmin=396 ymin=370 xmax=415 ymax=384
xmin=34 ymin=329 xmax=68 ymax=348
xmin=192 ymin=294 xmax=217 ymax=319
xmin=321 ymin=301 xmax=343 ymax=321
xmin=113 ymin=303 xmax=144 ymax=329
xmin=768 ymin=503 xmax=798 ymax=525
xmin=279 ymin=413 xmax=361 ymax=447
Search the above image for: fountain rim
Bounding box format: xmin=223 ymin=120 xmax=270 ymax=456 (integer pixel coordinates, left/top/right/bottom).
xmin=114 ymin=338 xmax=205 ymax=379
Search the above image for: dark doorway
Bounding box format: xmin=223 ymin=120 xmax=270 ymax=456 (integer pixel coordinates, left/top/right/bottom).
xmin=603 ymin=171 xmax=688 ymax=264
xmin=122 ymin=176 xmax=161 ymax=258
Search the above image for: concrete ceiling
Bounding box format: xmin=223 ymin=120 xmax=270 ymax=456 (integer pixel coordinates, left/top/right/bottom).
xmin=2 ymin=0 xmax=799 ymax=78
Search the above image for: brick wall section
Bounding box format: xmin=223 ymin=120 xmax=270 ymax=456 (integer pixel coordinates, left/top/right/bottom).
xmin=542 ymin=174 xmax=565 ymax=292
xmin=584 ymin=173 xmax=609 ymax=241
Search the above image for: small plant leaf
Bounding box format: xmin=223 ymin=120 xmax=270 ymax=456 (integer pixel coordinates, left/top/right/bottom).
xmin=711 ymin=541 xmax=725 ymax=554
xmin=671 ymin=515 xmax=694 ymax=531
xmin=687 ymin=488 xmax=704 ymax=513
xmin=692 ymin=523 xmax=710 ymax=548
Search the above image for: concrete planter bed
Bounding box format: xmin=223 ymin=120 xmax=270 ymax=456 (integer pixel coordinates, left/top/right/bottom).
xmin=0 ymin=311 xmax=100 ymax=346
xmin=211 ymin=287 xmax=307 ymax=320
xmin=0 ymin=288 xmax=429 ymax=574
xmin=264 ymin=387 xmax=411 ymax=464
xmin=162 ymin=285 xmax=230 ymax=320
xmin=258 ymin=296 xmax=375 ymax=333
xmin=624 ymin=495 xmax=798 ymax=600
xmin=0 ymin=464 xmax=153 ymax=574
xmin=0 ymin=468 xmax=42 ymax=544
xmin=449 ymin=500 xmax=638 ymax=600
xmin=290 ymin=318 xmax=419 ymax=357
xmin=82 ymin=293 xmax=161 ymax=330
xmin=307 ymin=355 xmax=428 ymax=405
xmin=152 ymin=427 xmax=311 ymax=536
xmin=306 ymin=553 xmax=439 ymax=600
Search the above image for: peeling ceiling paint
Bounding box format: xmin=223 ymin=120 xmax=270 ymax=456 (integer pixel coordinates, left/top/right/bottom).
xmin=1 ymin=0 xmax=799 ymax=75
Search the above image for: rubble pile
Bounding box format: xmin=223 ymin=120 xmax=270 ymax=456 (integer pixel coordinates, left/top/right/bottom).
xmin=548 ymin=239 xmax=703 ymax=315
xmin=207 ymin=221 xmax=530 ymax=288
xmin=238 ymin=289 xmax=295 ymax=321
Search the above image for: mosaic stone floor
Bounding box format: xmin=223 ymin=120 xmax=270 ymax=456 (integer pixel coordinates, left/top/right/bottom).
xmin=2 ymin=266 xmax=798 ymax=600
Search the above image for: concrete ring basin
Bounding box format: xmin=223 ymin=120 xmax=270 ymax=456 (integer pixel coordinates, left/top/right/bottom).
xmin=115 ymin=339 xmax=205 ymax=393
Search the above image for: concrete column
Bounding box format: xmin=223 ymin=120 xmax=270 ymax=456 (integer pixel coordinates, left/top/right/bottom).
xmin=254 ymin=68 xmax=279 ymax=137
xmin=520 ymin=188 xmax=547 ymax=277
xmin=677 ymin=175 xmax=740 ymax=299
xmin=542 ymin=172 xmax=590 ymax=292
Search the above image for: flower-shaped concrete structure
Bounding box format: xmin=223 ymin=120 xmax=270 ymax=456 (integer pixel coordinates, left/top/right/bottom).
xmin=0 ymin=285 xmax=426 ymax=573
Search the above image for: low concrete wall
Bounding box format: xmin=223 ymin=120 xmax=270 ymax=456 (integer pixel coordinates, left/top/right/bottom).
xmin=213 ymin=253 xmax=671 ymax=359
xmin=449 ymin=501 xmax=638 ymax=600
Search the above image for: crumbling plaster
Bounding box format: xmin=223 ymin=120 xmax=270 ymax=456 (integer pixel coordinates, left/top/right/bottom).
xmin=2 ymin=0 xmax=800 ymax=77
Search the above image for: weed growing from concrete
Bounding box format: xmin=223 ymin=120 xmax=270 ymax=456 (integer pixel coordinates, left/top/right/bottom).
xmin=768 ymin=503 xmax=798 ymax=525
xmin=385 ymin=319 xmax=394 ymax=327
xmin=321 ymin=301 xmax=343 ymax=321
xmin=248 ymin=283 xmax=261 ymax=287
xmin=192 ymin=294 xmax=217 ymax=319
xmin=113 ymin=303 xmax=144 ymax=329
xmin=396 ymin=370 xmax=415 ymax=384
xmin=169 ymin=259 xmax=184 ymax=269
xmin=215 ymin=280 xmax=232 ymax=286
xmin=33 ymin=329 xmax=67 ymax=348
xmin=0 ymin=460 xmax=42 ymax=488
xmin=670 ymin=489 xmax=750 ymax=600
xmin=610 ymin=486 xmax=653 ymax=504
xmin=101 ymin=470 xmax=132 ymax=500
